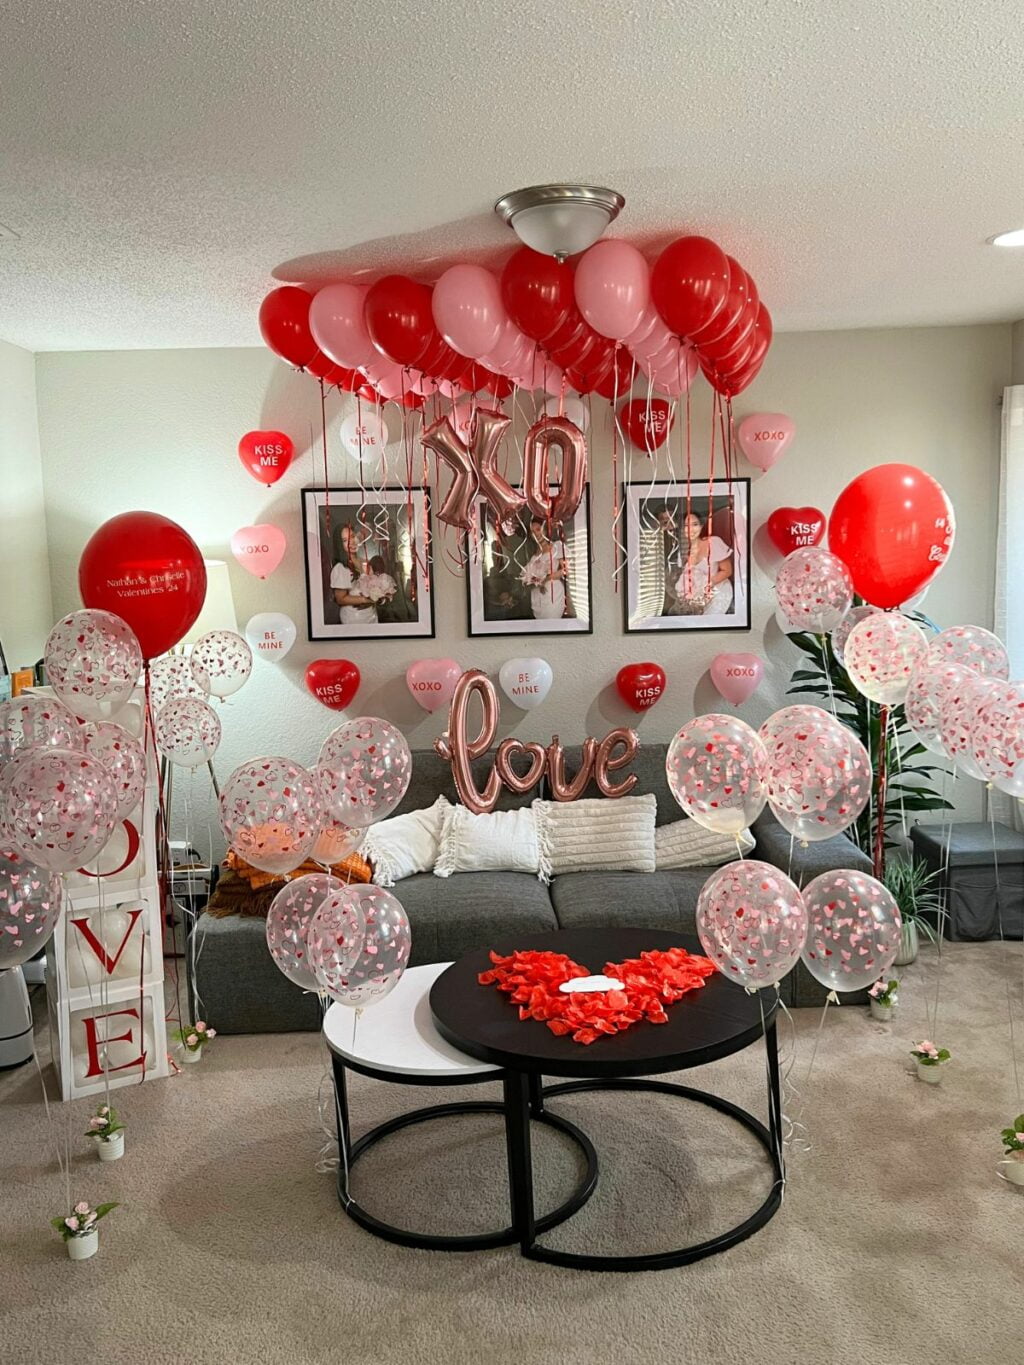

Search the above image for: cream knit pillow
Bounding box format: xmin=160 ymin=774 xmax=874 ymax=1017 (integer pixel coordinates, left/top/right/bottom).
xmin=433 ymin=804 xmax=540 ymax=878
xmin=362 ymin=796 xmax=449 ymax=886
xmin=655 ymin=818 xmax=755 ymax=870
xmin=532 ymin=795 xmax=657 ymax=882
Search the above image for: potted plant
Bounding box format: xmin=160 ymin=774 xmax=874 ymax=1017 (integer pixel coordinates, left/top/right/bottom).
xmin=867 ymin=977 xmax=899 ymax=1022
xmin=910 ymin=1039 xmax=950 ymax=1084
xmin=884 ymin=858 xmax=942 ymax=965
xmin=174 ymin=1019 xmax=216 ymax=1064
xmin=51 ymin=1200 xmax=118 ymax=1261
xmin=999 ymin=1115 xmax=1024 ymax=1185
xmin=85 ymin=1103 xmax=125 ymax=1161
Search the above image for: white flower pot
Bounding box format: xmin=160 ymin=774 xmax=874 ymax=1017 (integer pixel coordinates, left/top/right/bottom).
xmin=870 ymin=999 xmax=895 ymax=1022
xmin=1000 ymin=1154 xmax=1024 ymax=1185
xmin=915 ymin=1059 xmax=944 ymax=1084
xmin=67 ymin=1230 xmax=98 ymax=1261
xmin=894 ymin=920 xmax=920 ymax=966
xmin=182 ymin=1047 xmax=202 ymax=1065
xmin=96 ymin=1131 xmax=124 ymax=1162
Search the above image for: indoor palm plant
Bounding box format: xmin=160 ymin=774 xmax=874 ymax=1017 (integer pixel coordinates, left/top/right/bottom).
xmin=999 ymin=1115 xmax=1024 ymax=1185
xmin=883 ymin=857 xmax=942 ymax=965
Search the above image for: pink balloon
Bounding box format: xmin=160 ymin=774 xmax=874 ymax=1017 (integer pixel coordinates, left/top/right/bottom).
xmin=626 ymin=307 xmax=675 ymax=362
xmin=230 ymin=524 xmax=286 ymax=579
xmin=738 ymin=413 xmax=795 ymax=471
xmin=432 ymin=265 xmax=506 ymax=359
xmin=574 ymin=239 xmax=651 ymax=341
xmin=0 ymin=747 xmax=118 ymax=872
xmin=309 ymin=283 xmax=377 ymax=370
xmin=710 ymin=653 xmax=764 ymax=706
xmin=696 ymin=859 xmax=808 ymax=991
xmin=406 ymin=658 xmax=462 ymax=714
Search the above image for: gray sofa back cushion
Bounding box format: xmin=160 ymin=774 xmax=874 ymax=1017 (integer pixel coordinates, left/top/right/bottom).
xmin=547 ymin=742 xmax=678 ymax=825
xmin=396 ymin=748 xmax=536 ymax=817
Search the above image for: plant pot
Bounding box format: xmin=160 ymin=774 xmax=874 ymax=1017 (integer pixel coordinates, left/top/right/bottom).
xmin=96 ymin=1131 xmax=124 ymax=1162
xmin=1000 ymin=1153 xmax=1024 ymax=1185
xmin=67 ymin=1230 xmax=98 ymax=1261
xmin=915 ymin=1058 xmax=944 ymax=1085
xmin=870 ymin=999 xmax=895 ymax=1022
xmin=181 ymin=1047 xmax=202 ymax=1064
xmin=894 ymin=920 xmax=919 ymax=966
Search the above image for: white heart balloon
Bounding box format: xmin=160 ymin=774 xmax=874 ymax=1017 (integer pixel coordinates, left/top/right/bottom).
xmin=340 ymin=410 xmax=388 ymax=463
xmin=245 ymin=612 xmax=297 ymax=662
xmin=498 ymin=657 xmax=553 ymax=711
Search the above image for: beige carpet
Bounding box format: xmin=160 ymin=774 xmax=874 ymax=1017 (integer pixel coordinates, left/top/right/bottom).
xmin=2 ymin=941 xmax=1022 ymax=1365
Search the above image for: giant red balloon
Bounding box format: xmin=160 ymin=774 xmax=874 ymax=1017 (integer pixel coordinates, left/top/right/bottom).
xmin=651 ymin=236 xmax=730 ymax=339
xmin=365 ymin=275 xmax=438 ymax=368
xmin=79 ymin=512 xmax=206 ymax=660
xmin=258 ymin=287 xmax=318 ymax=369
xmin=828 ymin=464 xmax=955 ymax=609
xmin=501 ymin=248 xmax=575 ymax=343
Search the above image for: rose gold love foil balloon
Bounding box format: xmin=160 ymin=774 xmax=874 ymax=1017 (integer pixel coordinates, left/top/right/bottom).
xmin=696 ymin=859 xmax=808 ymax=990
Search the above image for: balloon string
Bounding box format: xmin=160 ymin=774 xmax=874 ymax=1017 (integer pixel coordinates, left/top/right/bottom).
xmin=319 ymin=379 xmax=330 ymax=542
xmin=872 ymin=703 xmax=891 ymax=879
xmin=757 ymin=993 xmax=788 ymax=1196
xmin=820 ymin=633 xmax=839 ymax=719
xmin=925 ymin=766 xmax=957 ymax=1038
xmin=989 ymin=798 xmax=1023 ymax=1108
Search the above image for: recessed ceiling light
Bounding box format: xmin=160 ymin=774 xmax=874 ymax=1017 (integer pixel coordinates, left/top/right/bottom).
xmin=989 ymin=228 xmax=1024 ymax=247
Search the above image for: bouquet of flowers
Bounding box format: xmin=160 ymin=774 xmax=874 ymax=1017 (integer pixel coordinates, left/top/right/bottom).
xmin=355 ymin=571 xmax=397 ymax=603
xmin=174 ymin=1019 xmax=217 ymax=1054
xmin=51 ymin=1200 xmax=118 ymax=1242
xmin=910 ymin=1039 xmax=950 ymax=1067
xmin=520 ymin=562 xmax=547 ymax=588
xmin=84 ymin=1103 xmax=124 ymax=1141
xmin=868 ymin=978 xmax=899 ymax=1008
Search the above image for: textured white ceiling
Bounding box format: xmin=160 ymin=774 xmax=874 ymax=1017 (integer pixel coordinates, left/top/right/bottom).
xmin=3 ymin=0 xmax=1024 ymax=352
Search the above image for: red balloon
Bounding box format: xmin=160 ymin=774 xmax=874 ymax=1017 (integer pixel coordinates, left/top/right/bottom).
xmin=79 ymin=512 xmax=206 ymax=660
xmin=619 ymin=398 xmax=674 ymax=453
xmin=365 ymin=275 xmax=437 ymax=367
xmin=501 ymin=248 xmax=575 ymax=343
xmin=828 ymin=465 xmax=956 ymax=608
xmin=594 ymin=346 xmax=636 ymax=400
xmin=616 ymin=662 xmax=667 ymax=713
xmin=305 ymin=349 xmax=335 ymax=380
xmin=651 ymin=236 xmax=730 ymax=339
xmin=701 ymin=303 xmax=772 ymax=396
xmin=259 ymin=287 xmax=318 ymax=369
xmin=766 ymin=506 xmax=826 ymax=557
xmin=305 ymin=658 xmax=361 ymax=711
xmin=238 ymin=430 xmax=294 ymax=486
xmin=691 ymin=257 xmax=755 ymax=346
xmin=327 ymin=364 xmax=366 ymax=392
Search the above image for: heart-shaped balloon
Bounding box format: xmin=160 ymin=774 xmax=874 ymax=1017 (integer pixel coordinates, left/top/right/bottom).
xmin=406 ymin=658 xmax=462 ymax=713
xmin=766 ymin=506 xmax=826 ymax=557
xmin=618 ymin=398 xmax=673 ymax=454
xmin=237 ymin=430 xmax=294 ymax=486
xmin=245 ymin=612 xmax=297 ymax=662
xmin=737 ymin=413 xmax=795 ymax=471
xmin=710 ymin=652 xmax=764 ymax=706
xmin=231 ymin=524 xmax=287 ymax=579
xmin=305 ymin=659 xmax=360 ymax=711
xmin=498 ymin=657 xmax=554 ymax=711
xmin=615 ymin=662 xmax=666 ymax=712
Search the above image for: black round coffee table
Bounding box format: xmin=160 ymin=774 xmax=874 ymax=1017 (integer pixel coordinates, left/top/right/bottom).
xmin=430 ymin=927 xmax=783 ymax=1272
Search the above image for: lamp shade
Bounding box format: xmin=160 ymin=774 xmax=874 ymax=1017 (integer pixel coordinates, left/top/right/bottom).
xmin=182 ymin=560 xmax=238 ymax=644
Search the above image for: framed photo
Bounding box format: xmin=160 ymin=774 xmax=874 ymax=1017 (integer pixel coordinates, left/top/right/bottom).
xmin=623 ymin=479 xmax=751 ymax=632
xmin=301 ymin=487 xmax=435 ymax=641
xmin=465 ymin=489 xmax=592 ymax=637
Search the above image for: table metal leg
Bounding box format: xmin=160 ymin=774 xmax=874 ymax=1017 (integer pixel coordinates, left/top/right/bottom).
xmin=332 ymin=1057 xmax=352 ymax=1204
xmin=764 ymin=1019 xmax=784 ymax=1178
xmin=502 ymin=1071 xmax=536 ymax=1252
xmin=528 ymin=1072 xmax=544 ymax=1116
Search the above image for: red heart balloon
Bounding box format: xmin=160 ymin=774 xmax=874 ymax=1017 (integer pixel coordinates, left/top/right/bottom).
xmin=766 ymin=506 xmax=826 ymax=557
xmin=305 ymin=659 xmax=360 ymax=711
xmin=237 ymin=430 xmax=294 ymax=486
xmin=618 ymin=398 xmax=674 ymax=454
xmin=615 ymin=662 xmax=667 ymax=713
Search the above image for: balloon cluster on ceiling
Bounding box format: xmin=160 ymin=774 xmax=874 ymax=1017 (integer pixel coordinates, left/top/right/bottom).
xmin=257 ymin=236 xmax=770 ymax=405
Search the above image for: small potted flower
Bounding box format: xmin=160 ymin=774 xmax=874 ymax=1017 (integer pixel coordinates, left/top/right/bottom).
xmin=174 ymin=1019 xmax=216 ymax=1064
xmin=51 ymin=1200 xmax=118 ymax=1261
xmin=868 ymin=977 xmax=899 ymax=1022
xmin=85 ymin=1103 xmax=125 ymax=1161
xmin=910 ymin=1039 xmax=950 ymax=1084
xmin=999 ymin=1115 xmax=1024 ymax=1185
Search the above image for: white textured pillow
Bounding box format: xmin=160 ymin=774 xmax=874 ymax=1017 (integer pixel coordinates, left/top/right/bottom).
xmin=533 ymin=795 xmax=657 ymax=882
xmin=362 ymin=797 xmax=449 ymax=886
xmin=655 ymin=818 xmax=755 ymax=870
xmin=434 ymin=805 xmax=540 ymax=878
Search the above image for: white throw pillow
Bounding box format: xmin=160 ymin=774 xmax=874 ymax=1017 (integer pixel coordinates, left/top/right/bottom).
xmin=433 ymin=804 xmax=540 ymax=878
xmin=532 ymin=795 xmax=657 ymax=882
xmin=362 ymin=796 xmax=449 ymax=886
xmin=655 ymin=818 xmax=755 ymax=870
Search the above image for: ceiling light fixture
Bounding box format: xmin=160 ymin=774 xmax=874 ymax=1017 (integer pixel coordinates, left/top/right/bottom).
xmin=989 ymin=228 xmax=1024 ymax=247
xmin=494 ymin=183 xmax=624 ymax=262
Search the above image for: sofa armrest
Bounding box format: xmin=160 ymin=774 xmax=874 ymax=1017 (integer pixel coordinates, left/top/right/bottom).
xmin=752 ymin=810 xmax=872 ymax=885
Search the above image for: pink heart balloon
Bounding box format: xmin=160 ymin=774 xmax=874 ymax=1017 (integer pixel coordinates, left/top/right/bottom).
xmin=711 ymin=653 xmax=764 ymax=706
xmin=406 ymin=658 xmax=462 ymax=714
xmin=230 ymin=524 xmax=287 ymax=579
xmin=737 ymin=413 xmax=795 ymax=471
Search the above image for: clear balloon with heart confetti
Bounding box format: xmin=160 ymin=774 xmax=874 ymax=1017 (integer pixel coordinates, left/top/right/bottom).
xmin=927 ymin=625 xmax=1009 ymax=680
xmin=0 ymin=747 xmax=118 ymax=873
xmin=0 ymin=846 xmax=64 ymax=970
xmin=666 ymin=713 xmax=768 ymax=836
xmin=219 ymin=756 xmax=323 ymax=875
xmin=318 ymin=717 xmax=412 ymax=829
xmin=81 ymin=721 xmax=146 ymax=819
xmin=774 ymin=547 xmax=853 ymax=633
xmin=759 ymin=706 xmax=871 ymax=843
xmin=696 ymin=859 xmax=807 ymax=990
xmin=843 ymin=611 xmax=930 ymax=706
xmin=266 ymin=872 xmax=344 ymax=991
xmin=969 ymin=679 xmax=1024 ymax=797
xmin=0 ymin=695 xmax=82 ymax=766
xmin=311 ymin=884 xmax=411 ymax=1009
xmin=800 ymin=869 xmax=902 ymax=993
xmin=189 ymin=630 xmax=253 ymax=699
xmin=155 ymin=696 xmax=222 ymax=769
xmin=44 ymin=608 xmax=143 ymax=722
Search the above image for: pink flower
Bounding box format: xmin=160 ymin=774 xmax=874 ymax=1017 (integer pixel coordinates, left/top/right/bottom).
xmin=917 ymin=1039 xmax=934 ymax=1052
xmin=195 ymin=1021 xmax=207 ymax=1032
xmin=99 ymin=1105 xmax=109 ymax=1116
xmin=186 ymin=1033 xmax=198 ymax=1047
xmin=89 ymin=1116 xmax=106 ymax=1130
xmin=206 ymin=1028 xmax=216 ymax=1038
xmin=74 ymin=1201 xmax=90 ymax=1215
xmin=869 ymin=981 xmax=884 ymax=997
xmin=65 ymin=1216 xmax=79 ymax=1231
xmin=84 ymin=1212 xmax=97 ymax=1225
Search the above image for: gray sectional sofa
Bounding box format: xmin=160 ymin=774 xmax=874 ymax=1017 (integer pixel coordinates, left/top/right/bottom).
xmin=191 ymin=743 xmax=872 ymax=1033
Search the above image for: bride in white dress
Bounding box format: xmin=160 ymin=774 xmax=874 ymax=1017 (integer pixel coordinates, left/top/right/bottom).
xmin=521 ymin=516 xmax=568 ymax=620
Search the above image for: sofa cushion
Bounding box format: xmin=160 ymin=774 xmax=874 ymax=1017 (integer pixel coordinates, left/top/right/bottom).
xmin=396 ymin=749 xmax=536 ymax=818
xmin=550 ymin=743 xmax=678 ymax=825
xmin=191 ymin=913 xmax=322 ymax=1034
xmin=549 ymin=869 xmax=710 ymax=935
xmin=396 ymin=871 xmax=558 ymax=966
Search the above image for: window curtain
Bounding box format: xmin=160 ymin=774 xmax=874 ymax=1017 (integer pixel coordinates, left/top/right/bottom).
xmin=993 ymin=385 xmax=1024 ymax=831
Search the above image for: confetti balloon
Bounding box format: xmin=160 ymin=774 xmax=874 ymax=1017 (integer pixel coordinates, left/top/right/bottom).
xmin=904 ymin=662 xmax=973 ymax=758
xmin=44 ymin=609 xmax=143 ymax=722
xmin=969 ymin=679 xmax=1024 ymax=796
xmin=266 ymin=873 xmax=343 ymax=991
xmin=81 ymin=722 xmax=146 ymax=819
xmin=306 ymin=887 xmax=368 ymax=1002
xmin=800 ymin=869 xmax=902 ymax=993
xmin=0 ymin=695 xmax=82 ymax=766
xmin=318 ymin=717 xmax=412 ymax=829
xmin=0 ymin=748 xmax=118 ymax=873
xmin=149 ymin=654 xmax=209 ymax=714
xmin=696 ymin=859 xmax=808 ymax=991
xmin=665 ymin=713 xmax=768 ymax=836
xmin=155 ymin=697 xmax=222 ymax=769
xmin=831 ymin=605 xmax=883 ymax=666
xmin=843 ymin=612 xmax=930 ymax=706
xmin=189 ymin=631 xmax=253 ymax=699
xmin=220 ymin=756 xmax=323 ymax=875
xmin=311 ymin=819 xmax=365 ymax=868
xmin=312 ymin=884 xmax=411 ymax=1009
xmin=760 ymin=707 xmax=871 ymax=842
xmin=0 ymin=847 xmax=64 ymax=970
xmin=927 ymin=625 xmax=1009 ymax=680
xmin=774 ymin=547 xmax=853 ymax=633
xmin=938 ymin=672 xmax=1002 ymax=780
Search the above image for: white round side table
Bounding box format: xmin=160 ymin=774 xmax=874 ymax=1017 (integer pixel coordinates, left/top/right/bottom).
xmin=322 ymin=962 xmax=597 ymax=1252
